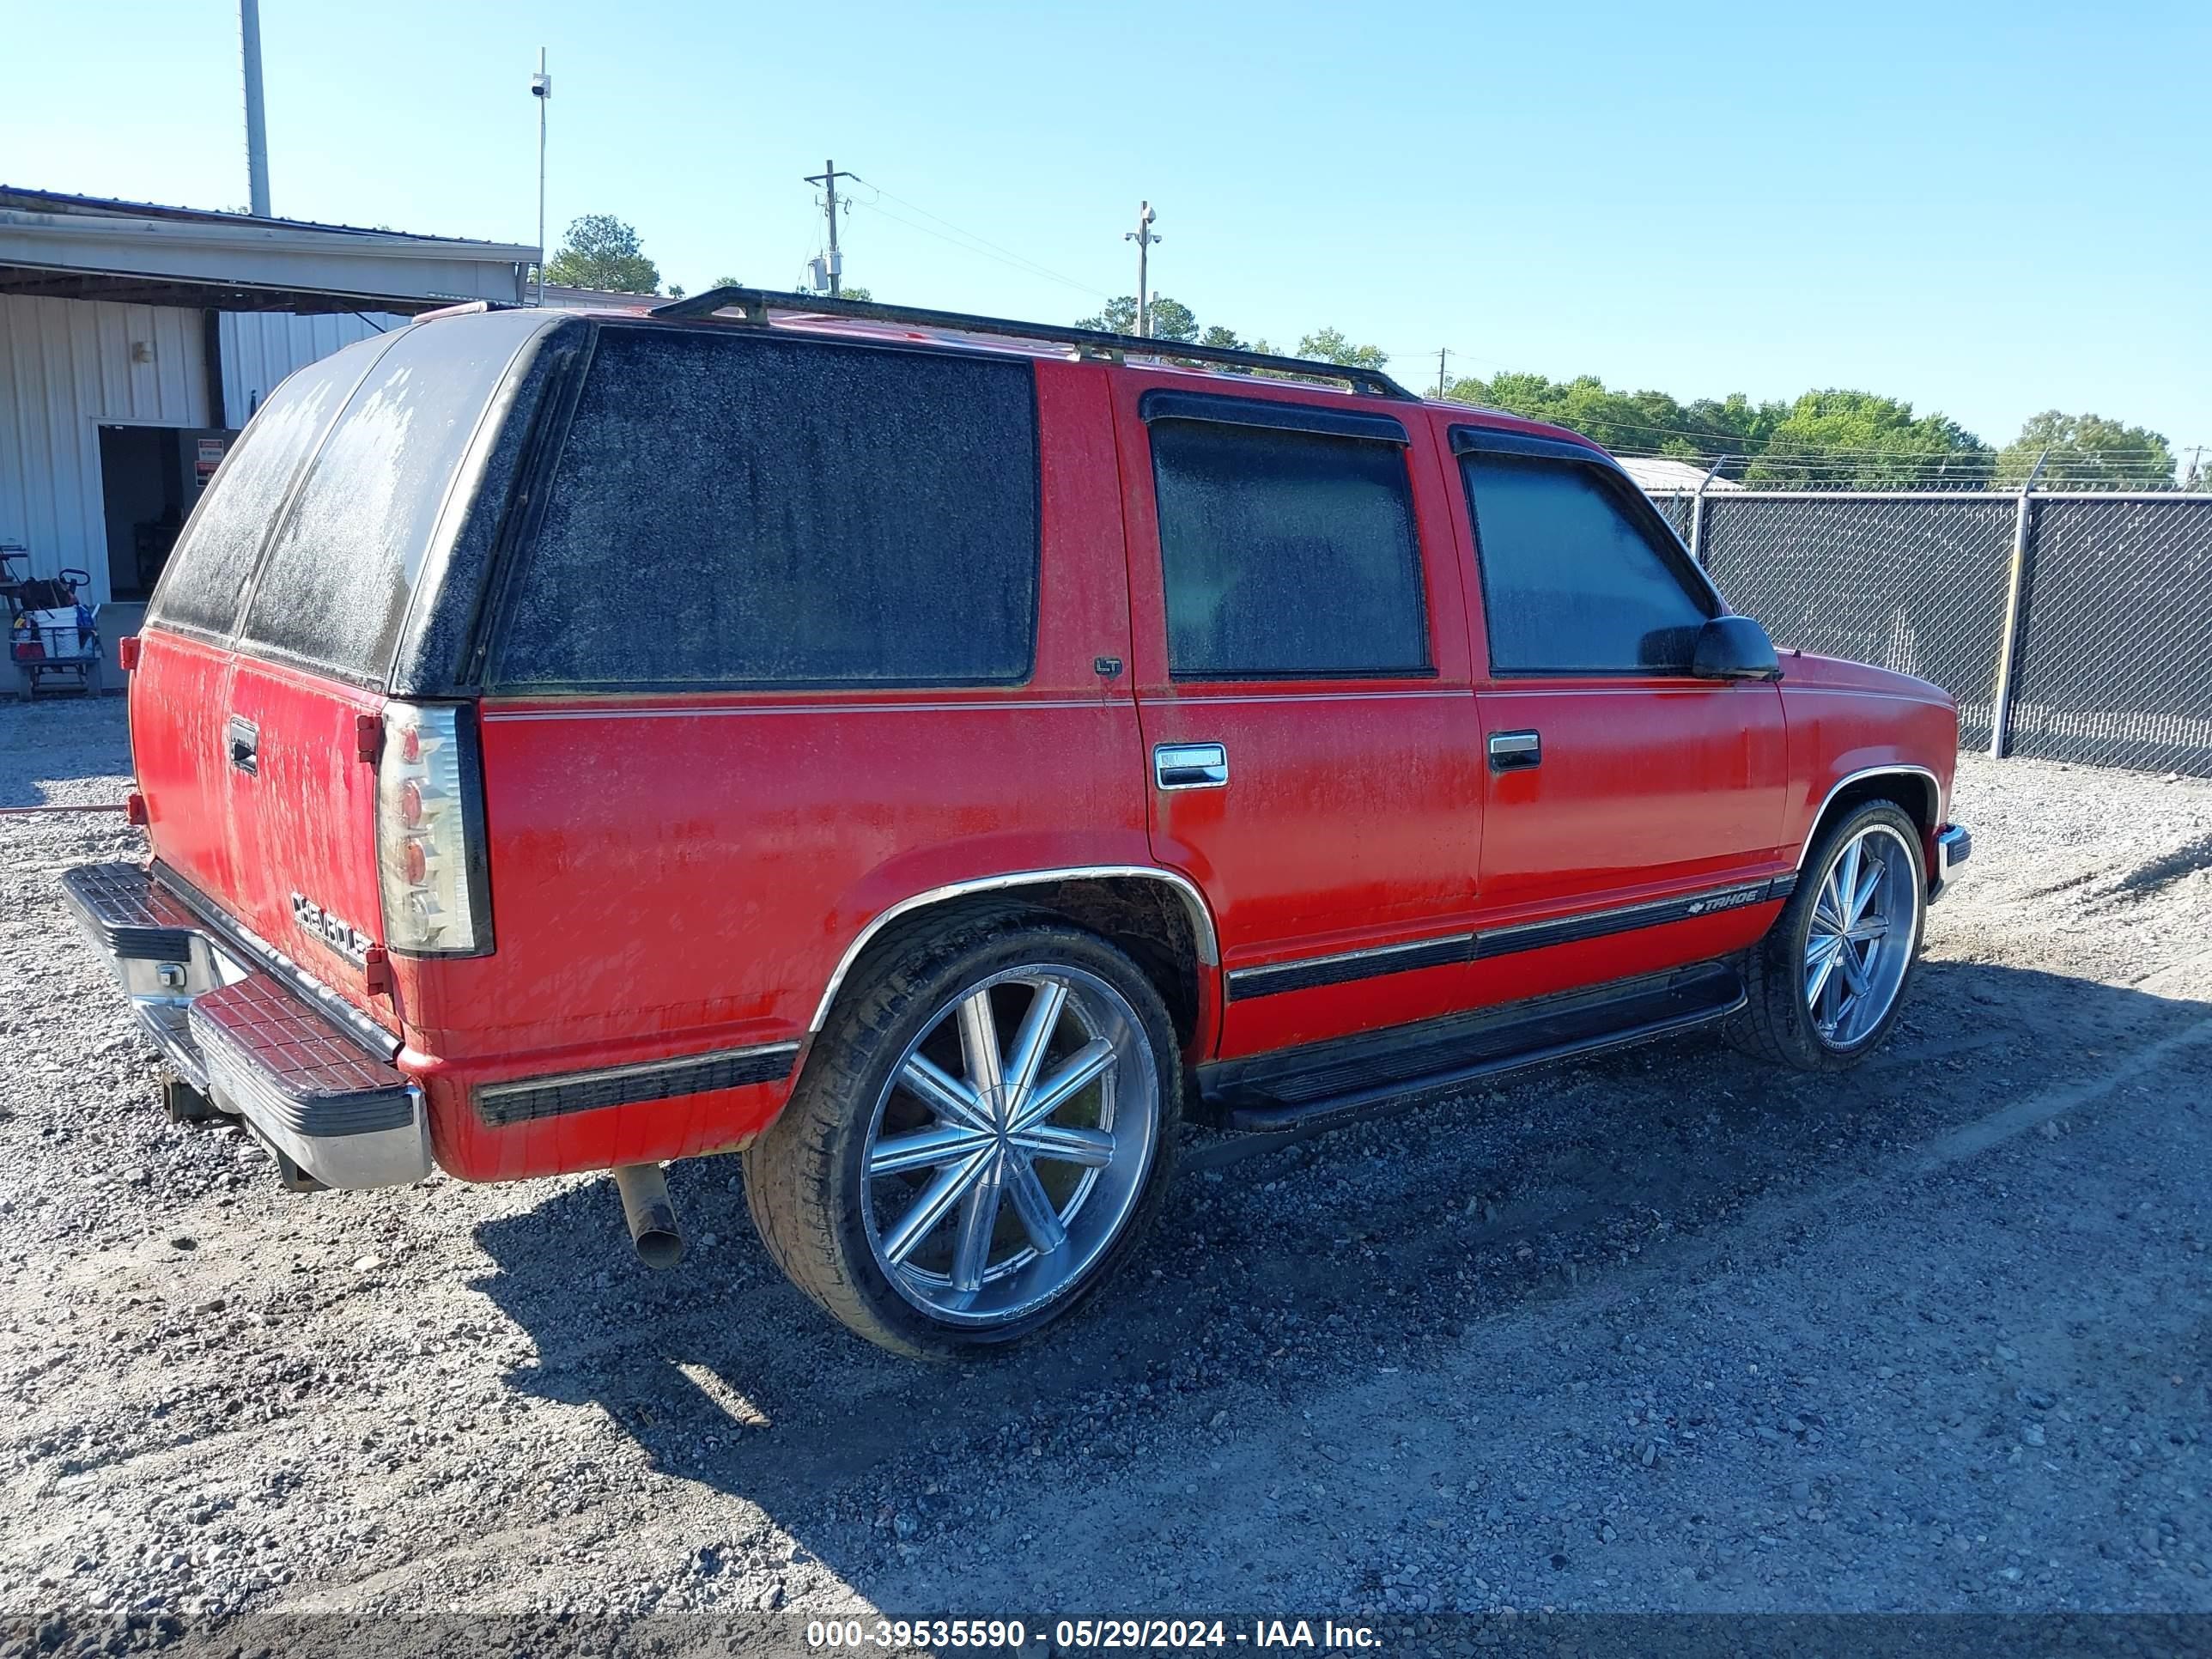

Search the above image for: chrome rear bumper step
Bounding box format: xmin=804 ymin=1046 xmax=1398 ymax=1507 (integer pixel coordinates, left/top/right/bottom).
xmin=60 ymin=861 xmax=428 ymax=1190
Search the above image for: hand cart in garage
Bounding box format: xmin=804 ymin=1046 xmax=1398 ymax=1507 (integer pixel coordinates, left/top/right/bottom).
xmin=1 ymin=545 xmax=104 ymax=699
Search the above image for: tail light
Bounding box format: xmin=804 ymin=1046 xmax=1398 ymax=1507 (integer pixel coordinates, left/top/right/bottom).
xmin=376 ymin=702 xmax=494 ymax=956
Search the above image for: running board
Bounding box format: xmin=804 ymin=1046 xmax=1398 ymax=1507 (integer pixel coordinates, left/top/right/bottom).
xmin=1198 ymin=962 xmax=1746 ymax=1133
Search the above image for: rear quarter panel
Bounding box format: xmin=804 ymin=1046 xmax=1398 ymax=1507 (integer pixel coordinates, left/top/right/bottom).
xmin=422 ymin=356 xmax=1152 ymax=1181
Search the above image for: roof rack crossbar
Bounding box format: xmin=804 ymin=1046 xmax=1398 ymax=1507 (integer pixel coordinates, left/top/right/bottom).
xmin=646 ymin=285 xmax=1417 ymax=400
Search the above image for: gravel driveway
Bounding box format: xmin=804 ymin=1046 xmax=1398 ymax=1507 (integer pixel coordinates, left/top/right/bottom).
xmin=1 ymin=697 xmax=2207 ymax=1640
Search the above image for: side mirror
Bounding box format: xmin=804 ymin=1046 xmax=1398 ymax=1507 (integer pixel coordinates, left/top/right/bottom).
xmin=1692 ymin=615 xmax=1781 ymax=681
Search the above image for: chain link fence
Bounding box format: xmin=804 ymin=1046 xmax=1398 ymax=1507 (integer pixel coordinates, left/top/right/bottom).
xmin=1653 ymin=487 xmax=2212 ymax=776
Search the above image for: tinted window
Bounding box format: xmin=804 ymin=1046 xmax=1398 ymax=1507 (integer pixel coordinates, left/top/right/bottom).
xmin=239 ymin=319 xmax=535 ymax=683
xmin=494 ymin=327 xmax=1039 ymax=690
xmin=1463 ymin=454 xmax=1711 ymax=672
xmin=149 ymin=336 xmax=389 ymax=636
xmin=1150 ymin=421 xmax=1428 ymax=678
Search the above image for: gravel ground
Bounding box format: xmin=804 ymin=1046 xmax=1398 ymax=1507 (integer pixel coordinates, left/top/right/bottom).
xmin=1 ymin=696 xmax=2208 ymax=1643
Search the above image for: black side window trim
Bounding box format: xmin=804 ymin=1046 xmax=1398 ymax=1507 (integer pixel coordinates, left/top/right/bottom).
xmin=1453 ymin=429 xmax=1723 ymax=678
xmin=1141 ymin=388 xmax=1409 ymax=447
xmin=483 ymin=320 xmax=1046 ymax=696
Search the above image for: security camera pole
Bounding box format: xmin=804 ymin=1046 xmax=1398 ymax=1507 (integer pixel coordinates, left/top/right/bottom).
xmin=1126 ymin=202 xmax=1159 ymax=337
xmin=530 ymin=49 xmax=551 ymax=304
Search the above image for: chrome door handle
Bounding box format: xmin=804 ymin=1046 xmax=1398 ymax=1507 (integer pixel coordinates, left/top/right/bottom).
xmin=1487 ymin=729 xmax=1540 ymax=772
xmin=1154 ymin=742 xmax=1229 ymax=791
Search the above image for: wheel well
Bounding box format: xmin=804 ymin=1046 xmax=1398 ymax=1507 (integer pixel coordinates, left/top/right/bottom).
xmin=1806 ymin=770 xmax=1939 ymax=864
xmin=822 ymin=877 xmax=1209 ymax=1048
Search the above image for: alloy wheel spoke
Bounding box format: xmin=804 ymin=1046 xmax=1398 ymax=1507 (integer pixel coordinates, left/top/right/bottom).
xmin=949 ymin=1152 xmax=1006 ymax=1293
xmin=879 ymin=1151 xmax=991 ymax=1266
xmin=1834 ymin=839 xmax=1863 ymax=923
xmin=1001 ymin=980 xmax=1069 ymax=1119
xmin=1805 ymin=939 xmax=1841 ymax=1010
xmin=956 ymin=991 xmax=1006 ymax=1114
xmin=867 ymin=1122 xmax=994 ymax=1179
xmin=897 ymin=1054 xmax=993 ymax=1134
xmin=1849 ymin=855 xmax=1884 ymax=924
xmin=1010 ymin=1037 xmax=1117 ymax=1133
xmin=1838 ymin=943 xmax=1869 ymax=996
xmin=1001 ymin=1150 xmax=1069 ymax=1255
xmin=1845 ymin=916 xmax=1888 ymax=943
xmin=1012 ymin=1122 xmax=1116 ymax=1169
xmin=1814 ymin=872 xmax=1849 ymax=933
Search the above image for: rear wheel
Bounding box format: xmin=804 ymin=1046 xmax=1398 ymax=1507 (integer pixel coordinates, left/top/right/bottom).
xmin=744 ymin=913 xmax=1180 ymax=1358
xmin=1731 ymin=799 xmax=1927 ymax=1071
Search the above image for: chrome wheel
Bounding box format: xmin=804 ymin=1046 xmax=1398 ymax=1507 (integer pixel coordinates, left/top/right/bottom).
xmin=1804 ymin=823 xmax=1919 ymax=1048
xmin=860 ymin=965 xmax=1159 ymax=1328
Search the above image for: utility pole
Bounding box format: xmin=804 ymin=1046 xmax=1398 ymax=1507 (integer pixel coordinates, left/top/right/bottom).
xmin=804 ymin=160 xmax=857 ymax=295
xmin=1125 ymin=202 xmax=1160 ymax=337
xmin=239 ymin=0 xmax=271 ymax=216
xmin=530 ymin=49 xmax=551 ymax=304
xmin=1435 ymin=347 xmax=1451 ymax=399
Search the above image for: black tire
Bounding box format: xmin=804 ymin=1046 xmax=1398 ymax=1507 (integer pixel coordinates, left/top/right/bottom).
xmin=744 ymin=908 xmax=1182 ymax=1359
xmin=1730 ymin=799 xmax=1928 ymax=1072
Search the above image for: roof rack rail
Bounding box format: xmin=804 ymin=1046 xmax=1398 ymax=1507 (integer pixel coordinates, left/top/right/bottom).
xmin=646 ymin=285 xmax=1417 ymax=401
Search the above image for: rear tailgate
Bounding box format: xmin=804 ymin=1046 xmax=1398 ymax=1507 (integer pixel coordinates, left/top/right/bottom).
xmin=131 ymin=335 xmax=392 ymax=913
xmin=137 ymin=311 xmax=563 ymax=1029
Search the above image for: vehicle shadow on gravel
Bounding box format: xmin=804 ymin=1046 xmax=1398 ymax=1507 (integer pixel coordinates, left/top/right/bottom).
xmin=465 ymin=955 xmax=2207 ymax=1566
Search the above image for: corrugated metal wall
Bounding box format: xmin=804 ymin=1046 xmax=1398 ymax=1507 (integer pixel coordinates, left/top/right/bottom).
xmin=218 ymin=309 xmax=402 ymax=422
xmin=0 ymin=294 xmax=210 ymax=599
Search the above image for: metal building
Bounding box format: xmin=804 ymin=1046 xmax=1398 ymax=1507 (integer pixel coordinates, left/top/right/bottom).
xmin=0 ymin=186 xmax=535 ymax=605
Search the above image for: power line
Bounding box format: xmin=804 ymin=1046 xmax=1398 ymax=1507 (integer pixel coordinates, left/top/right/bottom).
xmin=847 ymin=177 xmax=1110 ymax=300
xmin=845 ymin=196 xmax=1107 ymax=298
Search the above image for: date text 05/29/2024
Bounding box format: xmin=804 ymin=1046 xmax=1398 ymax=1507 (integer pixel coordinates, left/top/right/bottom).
xmin=805 ymin=1620 xmax=1384 ymax=1650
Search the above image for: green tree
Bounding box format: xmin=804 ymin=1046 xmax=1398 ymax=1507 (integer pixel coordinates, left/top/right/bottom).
xmin=1297 ymin=326 xmax=1388 ymax=369
xmin=544 ymin=214 xmax=661 ymax=295
xmin=1996 ymin=411 xmax=2176 ymax=489
xmin=1747 ymin=390 xmax=1990 ymax=487
xmin=1075 ymin=295 xmax=1196 ymax=341
xmin=1198 ymin=324 xmax=1247 ymax=351
xmin=1451 ymin=373 xmax=1990 ymax=485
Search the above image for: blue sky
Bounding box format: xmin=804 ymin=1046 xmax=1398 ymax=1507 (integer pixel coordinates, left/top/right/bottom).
xmin=5 ymin=1 xmax=2204 ymax=462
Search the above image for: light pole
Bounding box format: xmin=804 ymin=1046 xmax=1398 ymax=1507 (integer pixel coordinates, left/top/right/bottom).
xmin=530 ymin=49 xmax=551 ymax=304
xmin=240 ymin=0 xmax=271 ymax=216
xmin=1125 ymin=201 xmax=1159 ymax=337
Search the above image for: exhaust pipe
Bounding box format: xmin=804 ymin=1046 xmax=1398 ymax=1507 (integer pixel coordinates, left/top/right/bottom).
xmin=611 ymin=1164 xmax=685 ymax=1268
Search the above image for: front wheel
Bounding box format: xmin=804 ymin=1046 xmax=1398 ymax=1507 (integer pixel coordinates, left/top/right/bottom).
xmin=744 ymin=912 xmax=1181 ymax=1358
xmin=1730 ymin=799 xmax=1927 ymax=1072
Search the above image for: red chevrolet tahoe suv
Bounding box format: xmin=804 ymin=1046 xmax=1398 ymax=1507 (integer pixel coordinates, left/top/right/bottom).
xmin=64 ymin=290 xmax=1968 ymax=1357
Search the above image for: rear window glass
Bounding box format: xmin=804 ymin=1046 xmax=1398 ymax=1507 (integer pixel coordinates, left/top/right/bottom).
xmin=492 ymin=326 xmax=1039 ymax=690
xmin=149 ymin=337 xmax=387 ymax=636
xmin=238 ymin=319 xmax=531 ymax=683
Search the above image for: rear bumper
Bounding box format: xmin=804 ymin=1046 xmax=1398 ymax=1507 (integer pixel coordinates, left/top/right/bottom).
xmin=60 ymin=862 xmax=429 ymax=1190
